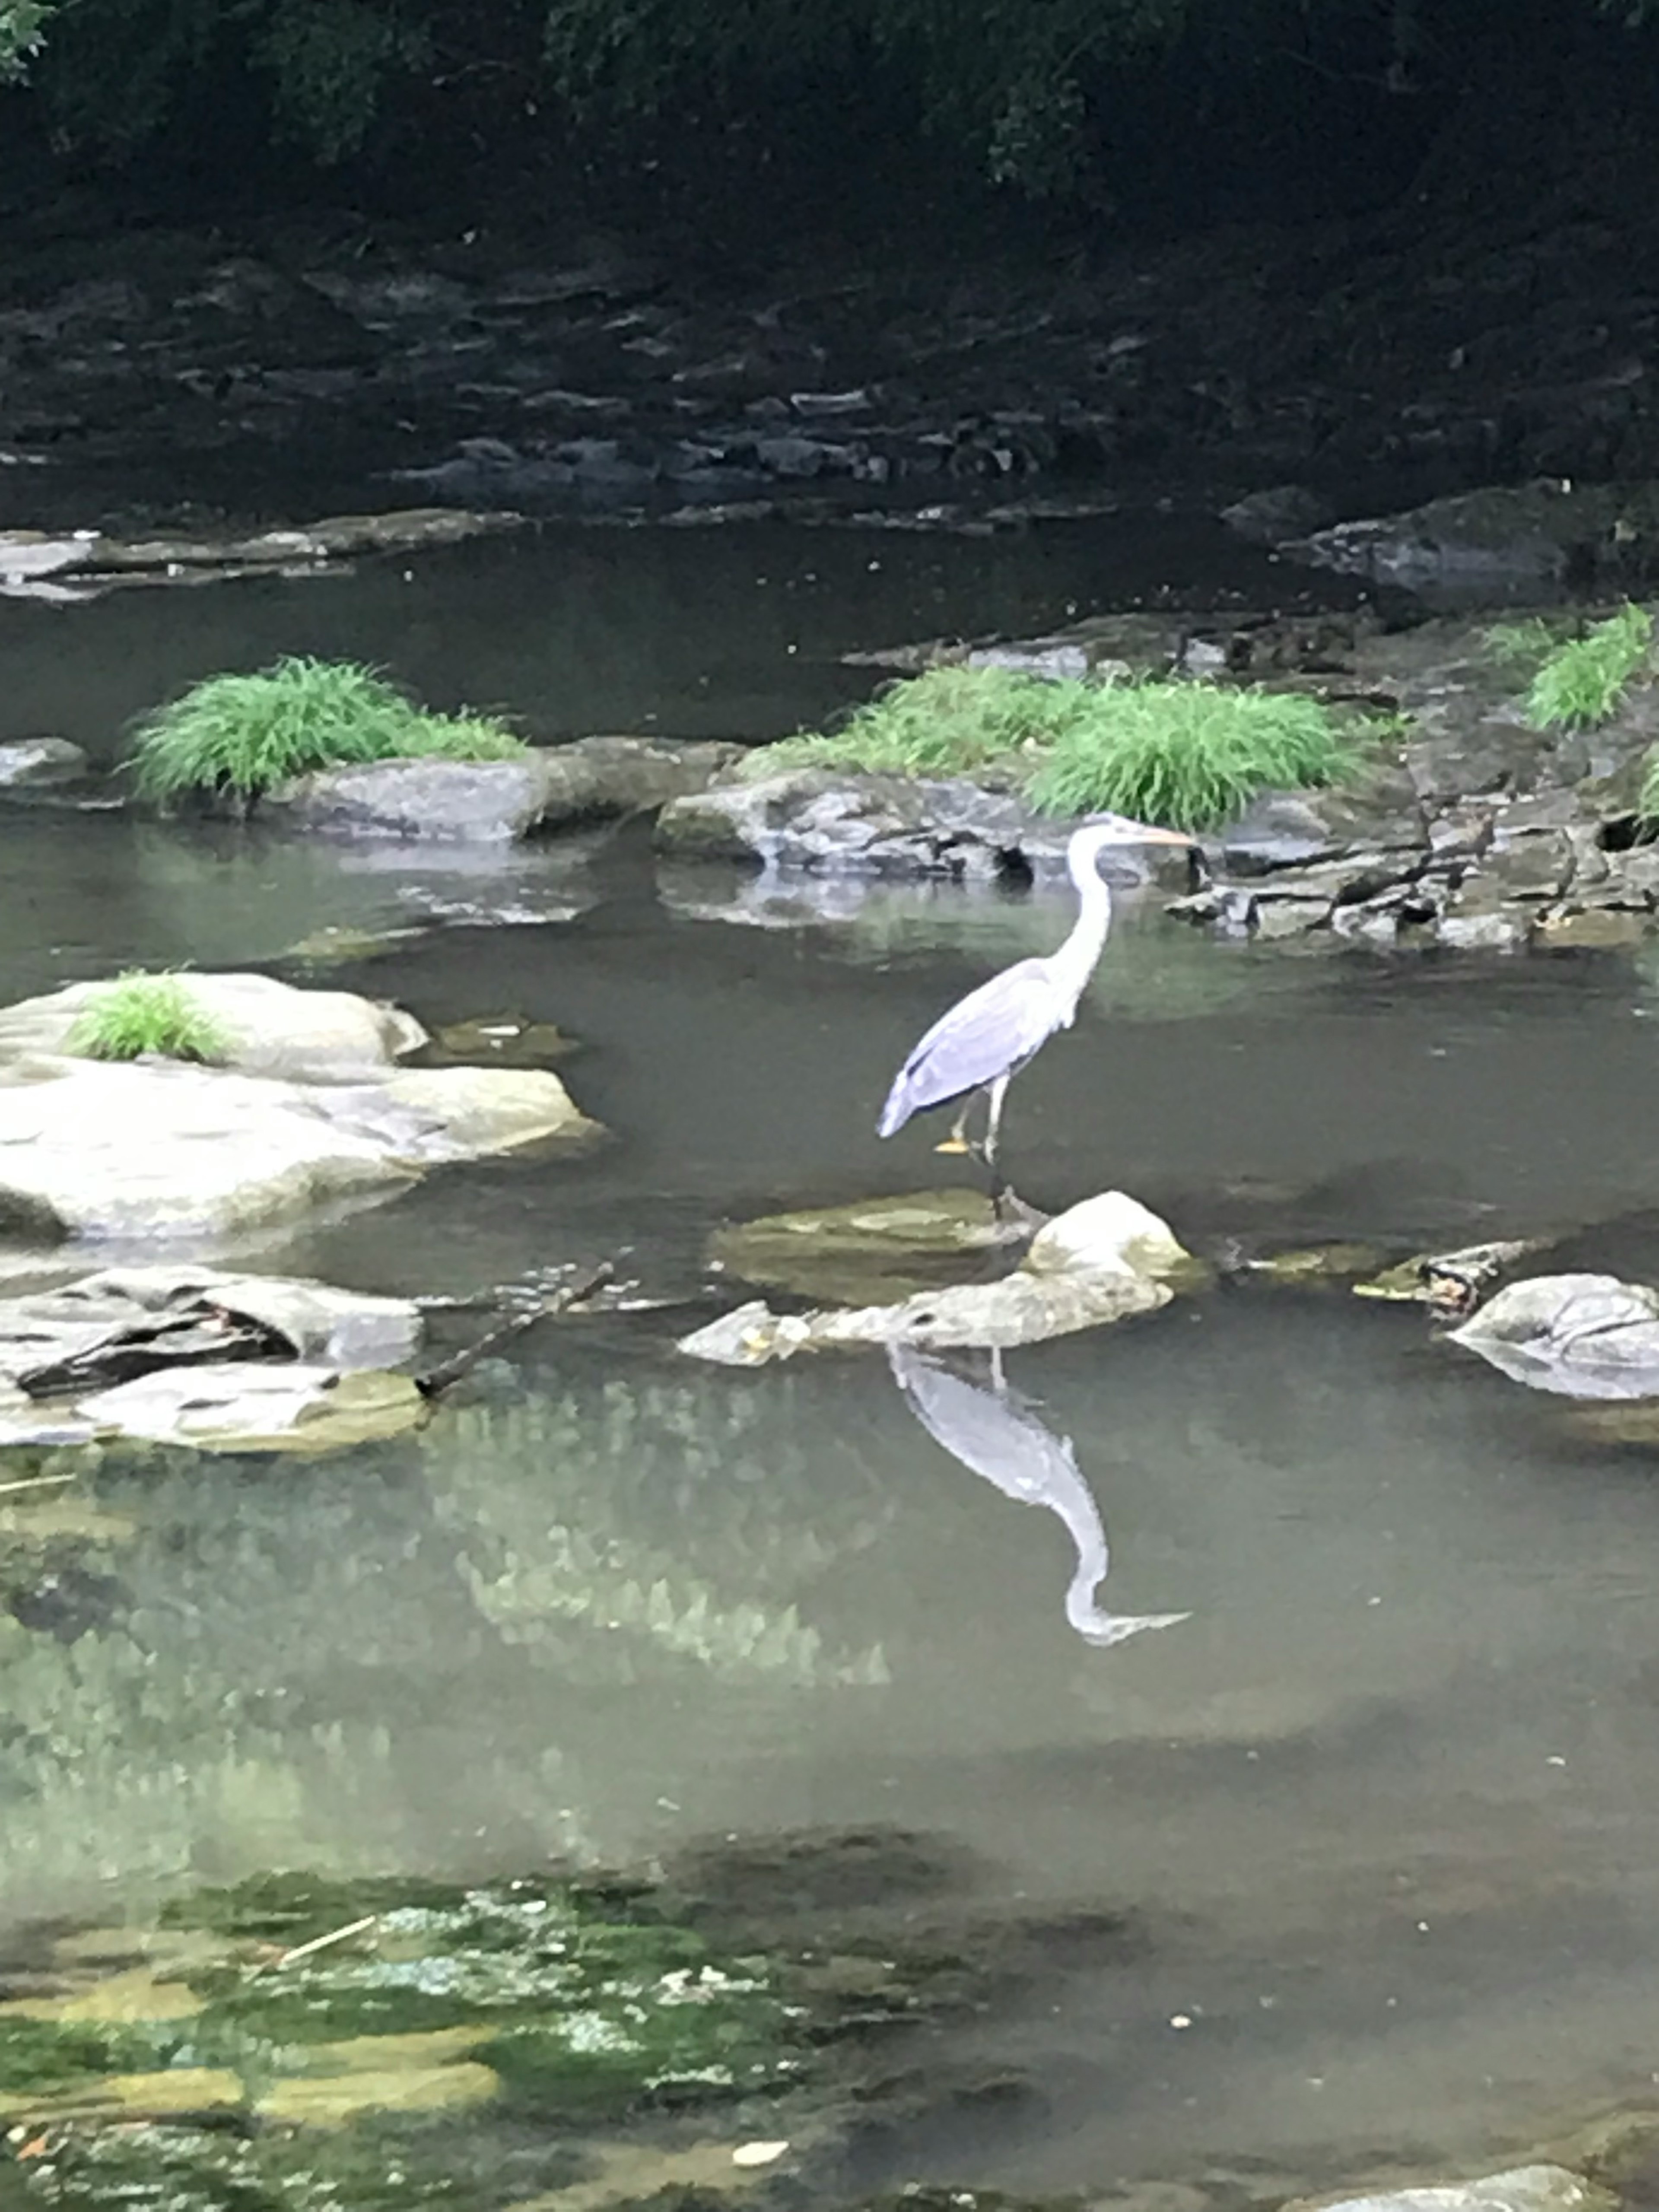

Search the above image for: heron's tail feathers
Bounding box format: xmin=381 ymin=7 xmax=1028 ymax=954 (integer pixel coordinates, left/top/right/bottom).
xmin=876 ymin=1079 xmax=914 ymax=1140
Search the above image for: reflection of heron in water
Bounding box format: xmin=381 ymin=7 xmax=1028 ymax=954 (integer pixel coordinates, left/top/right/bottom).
xmin=887 ymin=1343 xmax=1189 ymax=1647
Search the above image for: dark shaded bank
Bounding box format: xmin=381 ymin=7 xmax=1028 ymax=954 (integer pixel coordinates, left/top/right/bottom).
xmin=5 ymin=0 xmax=1659 ymax=537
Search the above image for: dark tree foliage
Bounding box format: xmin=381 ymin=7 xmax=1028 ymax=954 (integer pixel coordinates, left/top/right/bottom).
xmin=0 ymin=0 xmax=1651 ymax=186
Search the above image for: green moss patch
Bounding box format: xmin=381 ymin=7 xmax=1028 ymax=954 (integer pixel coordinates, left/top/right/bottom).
xmin=170 ymin=1871 xmax=793 ymax=2117
xmin=739 ymin=664 xmax=1360 ymax=832
xmin=128 ymin=657 xmax=525 ymax=807
xmin=6 ymin=1869 xmax=802 ymax=2204
xmin=10 ymin=2113 xmax=584 ymax=2210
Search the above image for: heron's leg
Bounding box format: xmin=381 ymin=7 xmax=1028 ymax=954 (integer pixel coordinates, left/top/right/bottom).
xmin=982 ymin=1073 xmax=1011 ymax=1177
xmin=989 ymin=1347 xmax=1007 ymax=1395
xmin=933 ymin=1096 xmax=979 ymax=1157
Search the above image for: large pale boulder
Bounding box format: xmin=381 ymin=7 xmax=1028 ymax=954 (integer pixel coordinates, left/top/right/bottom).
xmin=1024 ymin=1191 xmax=1194 ymax=1279
xmin=0 ymin=973 xmax=424 ymax=1082
xmin=0 ymin=1057 xmax=596 ymax=1242
xmin=0 ymin=972 xmax=597 ymax=1242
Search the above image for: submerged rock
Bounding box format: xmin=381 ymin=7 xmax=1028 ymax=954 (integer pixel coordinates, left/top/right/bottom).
xmin=68 ymin=1364 xmax=427 ymax=1453
xmin=426 ymin=1014 xmax=575 ymax=1068
xmin=1449 ymin=1273 xmax=1659 ymax=1396
xmin=0 ymin=1863 xmax=802 ymax=2190
xmin=682 ymin=1191 xmax=1192 ymax=1364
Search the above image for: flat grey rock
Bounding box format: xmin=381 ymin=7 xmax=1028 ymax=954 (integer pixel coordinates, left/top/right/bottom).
xmin=1451 ymin=1273 xmax=1659 ymax=1396
xmin=658 ymin=770 xmax=1181 ymax=884
xmin=1288 ymin=2166 xmax=1610 ymax=2212
xmin=0 ymin=737 xmax=89 ymax=788
xmin=266 ymin=736 xmax=737 ymax=843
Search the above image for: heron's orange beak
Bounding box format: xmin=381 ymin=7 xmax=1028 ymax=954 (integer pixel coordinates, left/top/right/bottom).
xmin=1136 ymin=823 xmax=1197 ymax=845
xmin=933 ymin=1135 xmax=973 ymax=1155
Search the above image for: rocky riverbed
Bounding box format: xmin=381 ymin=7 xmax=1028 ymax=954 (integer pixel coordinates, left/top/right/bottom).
xmin=5 ymin=162 xmax=1659 ymax=543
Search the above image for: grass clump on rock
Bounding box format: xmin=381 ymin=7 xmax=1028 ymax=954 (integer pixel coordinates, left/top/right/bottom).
xmin=741 ymin=663 xmax=1357 ymax=832
xmin=1516 ymin=605 xmax=1653 ymax=732
xmin=128 ymin=655 xmax=525 ymax=807
xmin=65 ymin=970 xmax=230 ymax=1065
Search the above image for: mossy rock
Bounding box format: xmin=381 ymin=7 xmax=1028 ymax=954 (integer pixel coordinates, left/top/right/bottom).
xmin=712 ymin=1189 xmax=1030 ymax=1306
xmin=1245 ymin=1243 xmax=1391 ymax=1286
xmin=1 ymin=1865 xmax=802 ymax=2204
xmin=426 ymin=1014 xmax=576 ymax=1069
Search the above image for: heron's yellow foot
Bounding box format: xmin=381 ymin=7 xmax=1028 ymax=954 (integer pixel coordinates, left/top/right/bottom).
xmin=933 ymin=1135 xmax=973 ymax=1155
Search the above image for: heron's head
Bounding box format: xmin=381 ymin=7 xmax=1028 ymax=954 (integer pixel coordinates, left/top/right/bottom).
xmin=1077 ymin=811 xmax=1192 ymax=845
xmin=1071 ymin=814 xmax=1195 ymax=866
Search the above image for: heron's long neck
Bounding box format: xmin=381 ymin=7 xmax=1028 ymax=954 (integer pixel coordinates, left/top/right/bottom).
xmin=1052 ymin=852 xmax=1113 ymax=1004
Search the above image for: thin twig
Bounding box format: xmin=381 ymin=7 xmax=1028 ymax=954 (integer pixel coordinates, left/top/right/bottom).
xmin=273 ymin=1915 xmax=378 ymax=1969
xmin=416 ymin=1261 xmax=614 ymax=1400
xmin=0 ymin=1472 xmax=77 ymax=1500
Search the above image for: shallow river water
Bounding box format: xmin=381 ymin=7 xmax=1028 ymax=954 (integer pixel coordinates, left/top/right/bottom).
xmin=6 ymin=522 xmax=1659 ymax=2200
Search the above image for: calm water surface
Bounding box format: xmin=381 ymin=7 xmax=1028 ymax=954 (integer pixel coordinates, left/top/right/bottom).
xmin=3 ymin=525 xmax=1659 ymax=2196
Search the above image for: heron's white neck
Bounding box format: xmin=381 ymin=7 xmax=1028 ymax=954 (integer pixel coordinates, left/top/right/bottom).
xmin=1050 ymin=839 xmax=1114 ymax=1005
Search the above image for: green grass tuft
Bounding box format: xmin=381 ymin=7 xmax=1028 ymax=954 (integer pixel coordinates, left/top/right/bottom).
xmin=1023 ymin=680 xmax=1352 ymax=826
xmin=1482 ymin=616 xmax=1565 ymax=667
xmin=66 ymin=970 xmax=232 ymax=1064
xmin=739 ymin=664 xmax=1359 ymax=831
xmin=128 ymin=655 xmax=526 ymax=805
xmin=1523 ymin=604 xmax=1653 ymax=732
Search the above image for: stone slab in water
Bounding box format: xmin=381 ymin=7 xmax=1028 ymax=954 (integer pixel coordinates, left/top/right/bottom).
xmin=1287 ymin=2166 xmax=1612 ymax=2212
xmin=0 ymin=1058 xmax=596 ymax=1242
xmin=265 ymin=736 xmax=737 ymax=843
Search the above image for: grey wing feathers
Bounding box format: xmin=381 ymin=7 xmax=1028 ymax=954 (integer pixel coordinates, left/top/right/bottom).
xmin=878 ymin=958 xmax=1061 ymax=1136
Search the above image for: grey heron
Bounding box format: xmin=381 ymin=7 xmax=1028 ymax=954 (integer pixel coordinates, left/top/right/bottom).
xmin=877 ymin=815 xmax=1194 ymax=1174
xmin=887 ymin=1343 xmax=1189 ymax=1647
